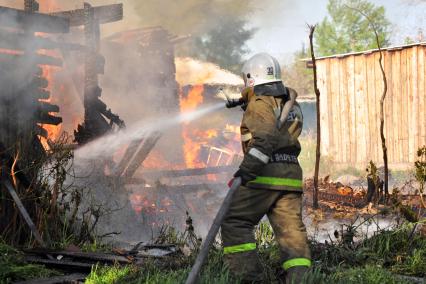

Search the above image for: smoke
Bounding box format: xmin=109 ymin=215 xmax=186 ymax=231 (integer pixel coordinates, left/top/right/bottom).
xmin=175 ymin=57 xmax=242 ymax=86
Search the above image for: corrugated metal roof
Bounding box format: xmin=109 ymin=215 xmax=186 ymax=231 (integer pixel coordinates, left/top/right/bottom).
xmin=304 ymin=41 xmax=426 ymax=61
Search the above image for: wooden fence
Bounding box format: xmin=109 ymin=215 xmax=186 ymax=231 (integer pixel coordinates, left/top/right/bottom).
xmin=316 ymin=43 xmax=426 ymax=166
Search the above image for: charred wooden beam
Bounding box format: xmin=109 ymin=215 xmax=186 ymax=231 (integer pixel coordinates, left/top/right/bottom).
xmin=38 ymin=102 xmax=60 ymax=113
xmin=129 ymin=183 xmax=225 ymax=193
xmin=24 ymin=249 xmax=132 ymax=264
xmin=0 ymin=52 xmax=63 ymax=67
xmin=0 ymin=30 xmax=85 ymax=52
xmin=35 ymin=112 xmax=62 ymax=125
xmin=0 ymin=6 xmax=69 ymax=33
xmin=74 ymin=3 xmax=124 ymax=144
xmin=2 ymin=179 xmax=46 ymax=247
xmin=123 ymin=133 xmax=162 ymax=178
xmin=14 ymin=273 xmax=87 ymax=284
xmin=51 ymin=4 xmax=123 ymax=26
xmin=34 ymin=125 xmax=48 ymax=138
xmin=24 ymin=256 xmax=93 ymax=272
xmin=139 ymin=166 xmax=236 ymax=179
xmin=112 ymin=138 xmax=145 ymax=177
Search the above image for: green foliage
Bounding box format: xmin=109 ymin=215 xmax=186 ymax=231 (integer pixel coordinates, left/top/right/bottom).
xmin=282 ymin=45 xmax=314 ymax=96
xmin=329 ymin=265 xmax=413 ymax=284
xmin=414 ymin=146 xmax=426 ymax=204
xmin=86 ymin=265 xmax=135 ymax=284
xmin=316 ymin=0 xmax=391 ymax=56
xmin=0 ymin=239 xmax=60 ymax=283
xmin=188 ymin=19 xmax=256 ymax=73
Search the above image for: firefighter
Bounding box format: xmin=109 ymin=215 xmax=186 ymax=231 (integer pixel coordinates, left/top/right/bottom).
xmin=221 ymin=53 xmax=311 ymax=283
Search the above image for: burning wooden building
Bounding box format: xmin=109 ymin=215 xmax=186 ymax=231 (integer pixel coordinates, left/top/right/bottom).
xmin=0 ymin=0 xmax=126 ymax=243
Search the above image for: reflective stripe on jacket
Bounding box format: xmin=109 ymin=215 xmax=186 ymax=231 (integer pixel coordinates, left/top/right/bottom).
xmin=239 ymin=87 xmax=303 ymax=191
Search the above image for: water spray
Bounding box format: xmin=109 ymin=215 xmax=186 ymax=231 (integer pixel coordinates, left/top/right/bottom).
xmin=75 ymin=102 xmax=224 ymax=160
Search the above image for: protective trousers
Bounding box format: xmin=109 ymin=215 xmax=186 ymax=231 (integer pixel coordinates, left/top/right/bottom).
xmin=221 ymin=185 xmax=311 ymax=282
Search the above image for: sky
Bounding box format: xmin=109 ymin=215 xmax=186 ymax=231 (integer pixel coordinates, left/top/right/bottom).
xmin=248 ymin=0 xmax=426 ymax=61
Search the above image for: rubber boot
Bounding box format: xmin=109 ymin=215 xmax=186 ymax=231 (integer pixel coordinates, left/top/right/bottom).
xmin=224 ymin=250 xmax=263 ymax=283
xmin=285 ymin=266 xmax=309 ymax=284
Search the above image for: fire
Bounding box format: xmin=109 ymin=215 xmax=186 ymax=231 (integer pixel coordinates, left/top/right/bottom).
xmin=11 ymin=150 xmax=19 ymax=188
xmin=38 ymin=1 xmax=61 ymax=13
xmin=180 ymin=85 xmax=204 ymax=112
xmin=0 ymin=48 xmax=23 ymax=56
xmin=337 ymin=186 xmax=353 ymax=196
xmin=37 ymin=42 xmax=63 ymax=146
xmin=179 ymin=85 xmax=205 ymax=168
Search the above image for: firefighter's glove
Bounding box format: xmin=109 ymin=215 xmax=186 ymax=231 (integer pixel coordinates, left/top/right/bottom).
xmin=233 ymin=168 xmax=256 ymax=186
xmin=226 ymin=98 xmax=244 ymax=109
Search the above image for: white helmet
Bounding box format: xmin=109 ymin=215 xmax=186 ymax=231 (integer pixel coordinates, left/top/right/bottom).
xmin=242 ymin=53 xmax=282 ymax=87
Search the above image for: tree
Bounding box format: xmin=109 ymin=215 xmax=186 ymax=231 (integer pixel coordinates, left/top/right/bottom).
xmin=282 ymin=44 xmax=314 ymax=97
xmin=308 ymin=25 xmax=321 ymax=210
xmin=187 ymin=19 xmax=256 ymax=73
xmin=315 ymin=0 xmax=391 ymax=56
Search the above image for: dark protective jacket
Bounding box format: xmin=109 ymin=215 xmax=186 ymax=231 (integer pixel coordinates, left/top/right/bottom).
xmin=239 ymin=85 xmax=304 ymax=191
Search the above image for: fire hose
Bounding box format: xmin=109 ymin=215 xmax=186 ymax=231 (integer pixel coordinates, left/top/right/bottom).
xmin=185 ymin=177 xmax=242 ymax=284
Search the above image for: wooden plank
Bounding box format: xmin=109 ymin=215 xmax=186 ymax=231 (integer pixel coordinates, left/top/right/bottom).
xmin=317 ymin=60 xmax=330 ymax=156
xmin=354 ymin=55 xmax=367 ymax=164
xmin=123 ymin=133 xmax=162 ymax=178
xmin=2 ymin=179 xmax=46 ymax=247
xmin=410 ymin=47 xmax=419 ymax=163
xmin=0 ymin=6 xmax=69 ymax=33
xmin=14 ymin=273 xmax=87 ymax=284
xmin=330 ymin=59 xmax=341 ymax=163
xmin=24 ymin=256 xmax=93 ymax=271
xmin=51 ymin=4 xmax=123 ymax=27
xmin=326 ymin=59 xmax=335 ymax=158
xmin=25 ymin=249 xmax=131 ymax=264
xmin=112 ymin=138 xmax=144 ymax=177
xmin=347 ymin=56 xmax=357 ymax=164
xmin=0 ymin=30 xmax=85 ymax=52
xmin=366 ymin=53 xmax=377 ymax=162
xmin=390 ymin=50 xmax=401 ymax=164
xmin=419 ymin=47 xmax=426 ymax=147
xmin=400 ymin=48 xmax=409 ymax=162
xmin=139 ymin=166 xmax=235 ymax=179
xmin=339 ymin=58 xmax=349 ymax=163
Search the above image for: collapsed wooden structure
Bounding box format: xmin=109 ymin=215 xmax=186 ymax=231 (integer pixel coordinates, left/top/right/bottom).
xmin=0 ymin=1 xmax=126 ymax=243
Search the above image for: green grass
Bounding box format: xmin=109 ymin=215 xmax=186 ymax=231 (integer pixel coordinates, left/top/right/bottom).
xmin=84 ymin=220 xmax=426 ymax=284
xmin=328 ymin=265 xmax=414 ymax=284
xmin=0 ymin=239 xmax=61 ymax=283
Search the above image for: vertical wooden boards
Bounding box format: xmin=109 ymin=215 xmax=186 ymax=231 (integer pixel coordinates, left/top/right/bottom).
xmin=339 ymin=58 xmax=349 ymax=163
xmin=366 ymin=53 xmax=377 ymax=162
xmin=315 ymin=45 xmax=425 ymax=166
xmin=347 ymin=56 xmax=357 ymax=164
xmin=401 ymin=48 xmax=409 ymax=162
xmin=419 ymin=46 xmax=426 ymax=148
xmin=410 ymin=47 xmax=419 ymax=162
xmin=326 ymin=59 xmax=335 ymax=156
xmin=330 ymin=59 xmax=341 ymax=162
xmin=390 ymin=50 xmax=401 ymax=163
xmin=317 ymin=60 xmax=330 ymax=156
xmin=354 ymin=54 xmax=367 ymax=164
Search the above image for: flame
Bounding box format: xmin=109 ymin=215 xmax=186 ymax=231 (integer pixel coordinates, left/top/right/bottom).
xmin=38 ymin=0 xmax=61 ymax=13
xmin=11 ymin=150 xmax=19 ymax=188
xmin=37 ymin=43 xmax=62 ymax=146
xmin=179 ymin=85 xmax=205 ymax=168
xmin=337 ymin=186 xmax=353 ymax=196
xmin=0 ymin=48 xmax=23 ymax=56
